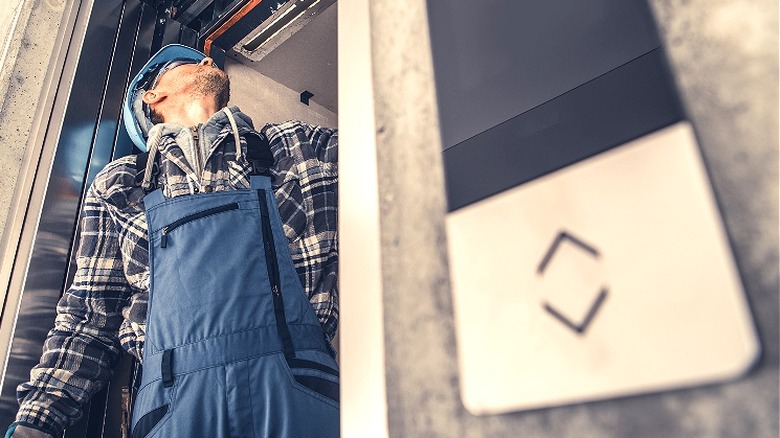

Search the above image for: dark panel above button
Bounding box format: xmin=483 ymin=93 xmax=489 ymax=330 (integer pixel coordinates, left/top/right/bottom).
xmin=443 ymin=48 xmax=685 ymax=212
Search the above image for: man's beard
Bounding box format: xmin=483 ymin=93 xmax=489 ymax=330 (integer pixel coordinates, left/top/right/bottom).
xmin=148 ymin=68 xmax=231 ymax=124
xmin=193 ymin=67 xmax=231 ymax=108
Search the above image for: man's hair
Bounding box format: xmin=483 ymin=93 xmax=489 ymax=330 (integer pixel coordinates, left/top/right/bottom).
xmin=150 ymin=106 xmax=164 ymax=124
xmin=216 ymin=83 xmax=230 ymax=110
xmin=214 ymin=77 xmax=230 ymax=110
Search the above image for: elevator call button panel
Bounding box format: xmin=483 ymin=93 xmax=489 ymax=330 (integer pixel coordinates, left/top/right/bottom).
xmin=431 ymin=0 xmax=760 ymax=416
xmin=446 ymin=122 xmax=759 ymax=415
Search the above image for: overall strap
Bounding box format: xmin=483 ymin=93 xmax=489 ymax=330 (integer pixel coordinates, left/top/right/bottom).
xmin=245 ymin=133 xmax=274 ymax=175
xmin=223 ymin=107 xmax=275 ymax=175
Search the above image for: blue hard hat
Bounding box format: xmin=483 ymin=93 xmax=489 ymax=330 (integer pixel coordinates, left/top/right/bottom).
xmin=123 ymin=44 xmax=206 ymax=152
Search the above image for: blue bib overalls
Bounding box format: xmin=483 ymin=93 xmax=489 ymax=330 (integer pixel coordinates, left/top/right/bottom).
xmin=130 ymin=174 xmax=339 ymax=438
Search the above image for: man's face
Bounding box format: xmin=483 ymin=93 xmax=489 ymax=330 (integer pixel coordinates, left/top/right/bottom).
xmin=153 ymin=57 xmax=231 ymax=109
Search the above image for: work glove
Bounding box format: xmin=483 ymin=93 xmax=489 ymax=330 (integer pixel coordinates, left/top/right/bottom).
xmin=4 ymin=424 xmax=53 ymax=438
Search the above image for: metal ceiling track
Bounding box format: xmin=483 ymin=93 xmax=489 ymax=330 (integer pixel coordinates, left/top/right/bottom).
xmin=142 ymin=0 xmax=336 ymax=65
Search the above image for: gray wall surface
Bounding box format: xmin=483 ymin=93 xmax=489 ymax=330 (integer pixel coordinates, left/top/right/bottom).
xmin=0 ymin=0 xmax=72 ymax=248
xmin=226 ymin=58 xmax=338 ymax=128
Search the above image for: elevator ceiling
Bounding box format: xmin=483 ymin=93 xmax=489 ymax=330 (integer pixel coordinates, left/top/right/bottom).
xmin=228 ymin=2 xmax=338 ymax=113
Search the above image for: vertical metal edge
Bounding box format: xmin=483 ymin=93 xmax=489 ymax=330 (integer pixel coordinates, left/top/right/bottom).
xmin=0 ymin=0 xmax=90 ymax=395
xmin=338 ymin=0 xmax=389 ymax=436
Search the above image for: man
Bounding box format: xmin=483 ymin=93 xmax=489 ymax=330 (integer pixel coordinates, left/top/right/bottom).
xmin=6 ymin=44 xmax=339 ymax=437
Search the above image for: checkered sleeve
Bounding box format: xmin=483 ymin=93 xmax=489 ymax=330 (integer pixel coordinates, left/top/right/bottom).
xmin=301 ymin=124 xmax=338 ymax=339
xmin=15 ymin=182 xmax=132 ymax=436
xmin=305 ymin=122 xmax=338 ymax=165
xmin=265 ymin=121 xmax=339 ymax=341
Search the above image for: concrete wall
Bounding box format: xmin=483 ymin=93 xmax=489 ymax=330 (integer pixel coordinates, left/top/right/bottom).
xmin=0 ymin=1 xmax=27 ymax=101
xmin=225 ymin=58 xmax=338 ymax=128
xmin=0 ymin=0 xmax=72 ymax=242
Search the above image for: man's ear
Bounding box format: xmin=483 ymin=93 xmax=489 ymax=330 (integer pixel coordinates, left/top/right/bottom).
xmin=142 ymin=90 xmax=165 ymax=105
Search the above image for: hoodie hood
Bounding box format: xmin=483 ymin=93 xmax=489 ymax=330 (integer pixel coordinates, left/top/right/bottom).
xmin=139 ymin=106 xmax=255 ymax=192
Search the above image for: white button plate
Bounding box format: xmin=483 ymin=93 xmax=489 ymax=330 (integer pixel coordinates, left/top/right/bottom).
xmin=446 ymin=121 xmax=760 ymax=415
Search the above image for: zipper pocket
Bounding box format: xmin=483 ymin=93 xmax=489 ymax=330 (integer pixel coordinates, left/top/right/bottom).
xmin=160 ymin=202 xmax=239 ymax=248
xmin=286 ymin=357 xmax=340 ymax=403
xmin=287 ymin=358 xmax=339 ymax=377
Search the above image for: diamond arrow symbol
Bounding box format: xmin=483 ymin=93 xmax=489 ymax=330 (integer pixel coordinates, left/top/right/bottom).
xmin=537 ymin=231 xmax=600 ymax=275
xmin=543 ymin=288 xmax=608 ymax=335
xmin=537 ymin=230 xmax=607 ymax=336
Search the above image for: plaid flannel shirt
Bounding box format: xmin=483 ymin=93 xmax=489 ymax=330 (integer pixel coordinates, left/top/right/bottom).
xmin=14 ymin=108 xmax=338 ymax=435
